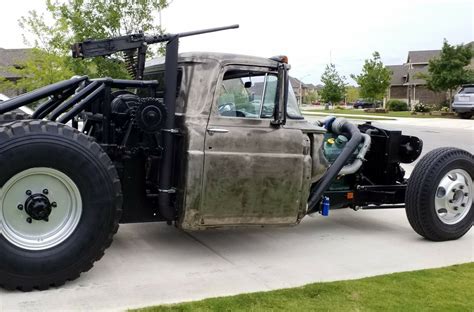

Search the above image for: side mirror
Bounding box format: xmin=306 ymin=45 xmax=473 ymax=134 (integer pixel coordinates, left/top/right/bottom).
xmin=271 ymin=63 xmax=288 ymax=126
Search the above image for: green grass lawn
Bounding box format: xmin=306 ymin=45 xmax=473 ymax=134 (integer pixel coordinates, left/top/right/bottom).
xmin=134 ymin=262 xmax=474 ymax=312
xmin=302 ymin=108 xmax=458 ymax=119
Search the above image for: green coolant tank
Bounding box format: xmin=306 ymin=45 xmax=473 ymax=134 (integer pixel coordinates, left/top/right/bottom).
xmin=323 ymin=134 xmax=348 ymax=163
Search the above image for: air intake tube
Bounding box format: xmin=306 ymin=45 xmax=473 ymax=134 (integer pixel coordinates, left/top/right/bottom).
xmin=307 ymin=117 xmax=363 ymax=213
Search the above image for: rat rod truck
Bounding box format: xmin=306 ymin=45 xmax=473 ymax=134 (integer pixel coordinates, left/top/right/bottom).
xmin=0 ymin=25 xmax=472 ymax=291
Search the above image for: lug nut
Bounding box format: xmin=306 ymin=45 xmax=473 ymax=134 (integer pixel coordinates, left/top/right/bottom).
xmin=26 ymin=190 xmax=32 ymax=196
xmin=465 ymin=193 xmax=469 ymax=197
xmin=51 ymin=202 xmax=57 ymax=208
xmin=26 ymin=217 xmax=32 ymax=224
xmin=461 ymin=203 xmax=466 ymax=207
xmin=459 ymin=185 xmax=464 ymax=190
xmin=17 ymin=204 xmax=23 ymax=210
xmin=453 ymin=206 xmax=458 ymax=211
xmin=448 ymin=200 xmax=453 ymax=203
xmin=43 ymin=189 xmax=49 ymax=195
xmin=452 ymin=189 xmax=456 ymax=193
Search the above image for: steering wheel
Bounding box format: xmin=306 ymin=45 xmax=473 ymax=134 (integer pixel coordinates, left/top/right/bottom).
xmin=218 ymin=102 xmax=236 ymax=114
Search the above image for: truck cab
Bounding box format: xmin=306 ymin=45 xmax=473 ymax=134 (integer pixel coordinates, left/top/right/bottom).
xmin=144 ymin=53 xmax=327 ymax=229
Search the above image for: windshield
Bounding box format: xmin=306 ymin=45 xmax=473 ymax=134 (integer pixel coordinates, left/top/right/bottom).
xmin=287 ymin=83 xmax=304 ymax=119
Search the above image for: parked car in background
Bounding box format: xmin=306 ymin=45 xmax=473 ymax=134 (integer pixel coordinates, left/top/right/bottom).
xmin=453 ymin=84 xmax=474 ymax=119
xmin=353 ymin=99 xmax=374 ymax=109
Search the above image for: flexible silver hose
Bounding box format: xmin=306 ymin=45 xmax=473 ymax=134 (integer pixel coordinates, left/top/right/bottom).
xmin=339 ymin=133 xmax=371 ymax=175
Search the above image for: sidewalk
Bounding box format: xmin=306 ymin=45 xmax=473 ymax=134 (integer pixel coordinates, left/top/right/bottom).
xmin=303 ymin=111 xmax=396 ymax=120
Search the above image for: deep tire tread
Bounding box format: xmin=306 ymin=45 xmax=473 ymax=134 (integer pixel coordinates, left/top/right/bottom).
xmin=0 ymin=112 xmax=30 ymax=125
xmin=0 ymin=120 xmax=122 ymax=291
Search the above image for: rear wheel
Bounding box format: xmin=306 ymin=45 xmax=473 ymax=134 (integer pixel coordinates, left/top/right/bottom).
xmin=0 ymin=120 xmax=122 ymax=290
xmin=406 ymin=148 xmax=473 ymax=241
xmin=458 ymin=112 xmax=473 ymax=119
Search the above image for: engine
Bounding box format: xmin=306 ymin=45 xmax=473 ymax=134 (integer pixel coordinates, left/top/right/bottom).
xmin=110 ymin=93 xmax=167 ymax=148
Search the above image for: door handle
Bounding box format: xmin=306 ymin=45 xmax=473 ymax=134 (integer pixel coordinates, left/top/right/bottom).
xmin=207 ymin=128 xmax=229 ymax=135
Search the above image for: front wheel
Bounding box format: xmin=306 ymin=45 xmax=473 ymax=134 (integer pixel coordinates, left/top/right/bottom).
xmin=406 ymin=147 xmax=473 ymax=241
xmin=0 ymin=120 xmax=122 ymax=290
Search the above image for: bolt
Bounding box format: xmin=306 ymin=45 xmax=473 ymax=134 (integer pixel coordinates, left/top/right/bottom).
xmin=43 ymin=189 xmax=49 ymax=195
xmin=465 ymin=193 xmax=469 ymax=197
xmin=459 ymin=185 xmax=464 ymax=190
xmin=17 ymin=204 xmax=23 ymax=210
xmin=461 ymin=203 xmax=466 ymax=207
xmin=26 ymin=190 xmax=32 ymax=196
xmin=453 ymin=206 xmax=458 ymax=211
xmin=26 ymin=217 xmax=32 ymax=224
xmin=51 ymin=202 xmax=57 ymax=208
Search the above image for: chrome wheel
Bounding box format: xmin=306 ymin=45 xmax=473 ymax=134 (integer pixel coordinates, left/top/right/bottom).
xmin=0 ymin=168 xmax=82 ymax=250
xmin=434 ymin=169 xmax=472 ymax=225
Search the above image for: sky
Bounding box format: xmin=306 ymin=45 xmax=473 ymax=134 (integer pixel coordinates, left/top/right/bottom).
xmin=0 ymin=0 xmax=472 ymax=85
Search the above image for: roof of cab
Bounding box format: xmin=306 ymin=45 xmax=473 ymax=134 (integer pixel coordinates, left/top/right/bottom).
xmin=145 ymin=52 xmax=280 ymax=70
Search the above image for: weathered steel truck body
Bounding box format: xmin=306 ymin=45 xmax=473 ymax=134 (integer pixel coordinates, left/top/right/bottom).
xmin=0 ymin=25 xmax=472 ymax=291
xmin=136 ymin=53 xmax=327 ymax=229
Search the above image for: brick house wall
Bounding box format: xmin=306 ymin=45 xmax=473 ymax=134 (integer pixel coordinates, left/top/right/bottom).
xmin=389 ymin=86 xmax=406 ymax=99
xmin=415 ymin=86 xmax=445 ymax=105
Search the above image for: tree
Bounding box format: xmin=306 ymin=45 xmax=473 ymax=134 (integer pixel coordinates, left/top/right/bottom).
xmin=351 ymin=52 xmax=391 ymax=103
xmin=319 ymin=63 xmax=346 ymax=104
xmin=345 ymin=86 xmax=359 ymax=103
xmin=421 ymin=40 xmax=474 ymax=110
xmin=1 ymin=0 xmax=169 ymax=94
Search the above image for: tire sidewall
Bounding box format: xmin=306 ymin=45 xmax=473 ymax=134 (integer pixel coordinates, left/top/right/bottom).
xmin=422 ymin=156 xmax=474 ymax=238
xmin=0 ymin=131 xmax=118 ymax=284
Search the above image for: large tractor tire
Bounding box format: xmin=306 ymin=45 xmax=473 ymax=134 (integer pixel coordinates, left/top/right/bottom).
xmin=0 ymin=112 xmax=30 ymax=125
xmin=406 ymin=147 xmax=473 ymax=241
xmin=0 ymin=120 xmax=122 ymax=290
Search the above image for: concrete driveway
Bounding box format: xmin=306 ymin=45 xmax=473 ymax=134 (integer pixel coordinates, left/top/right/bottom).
xmin=2 ymin=210 xmax=472 ymax=311
xmin=1 ymin=117 xmax=473 ymax=311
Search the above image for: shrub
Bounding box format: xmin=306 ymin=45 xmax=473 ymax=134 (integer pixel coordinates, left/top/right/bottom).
xmin=413 ymin=103 xmax=431 ymax=113
xmin=439 ymin=99 xmax=450 ymax=109
xmin=387 ymin=100 xmax=408 ymax=111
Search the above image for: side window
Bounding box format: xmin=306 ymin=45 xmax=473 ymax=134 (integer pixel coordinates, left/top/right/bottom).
xmin=217 ymin=70 xmax=277 ymax=118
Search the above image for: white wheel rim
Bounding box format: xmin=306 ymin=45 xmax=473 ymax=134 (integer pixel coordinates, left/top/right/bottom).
xmin=0 ymin=168 xmax=82 ymax=251
xmin=434 ymin=169 xmax=472 ymax=225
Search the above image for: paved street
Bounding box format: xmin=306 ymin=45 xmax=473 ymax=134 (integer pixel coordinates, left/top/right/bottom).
xmin=1 ymin=117 xmax=473 ymax=312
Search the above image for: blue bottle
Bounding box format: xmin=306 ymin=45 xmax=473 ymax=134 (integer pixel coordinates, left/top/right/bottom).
xmin=321 ymin=196 xmax=330 ymax=216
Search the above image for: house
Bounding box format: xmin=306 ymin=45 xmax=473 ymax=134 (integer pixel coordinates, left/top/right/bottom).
xmin=386 ymin=50 xmax=445 ymax=107
xmin=289 ymin=77 xmax=321 ymax=104
xmin=0 ymin=48 xmax=31 ymax=97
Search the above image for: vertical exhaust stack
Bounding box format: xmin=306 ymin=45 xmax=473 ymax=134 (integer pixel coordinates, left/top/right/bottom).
xmin=157 ymin=36 xmax=179 ymax=221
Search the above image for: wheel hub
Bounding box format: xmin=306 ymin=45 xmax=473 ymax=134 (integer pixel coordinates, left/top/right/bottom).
xmin=0 ymin=167 xmax=82 ymax=251
xmin=435 ymin=169 xmax=472 ymax=225
xmin=25 ymin=193 xmax=52 ymax=221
